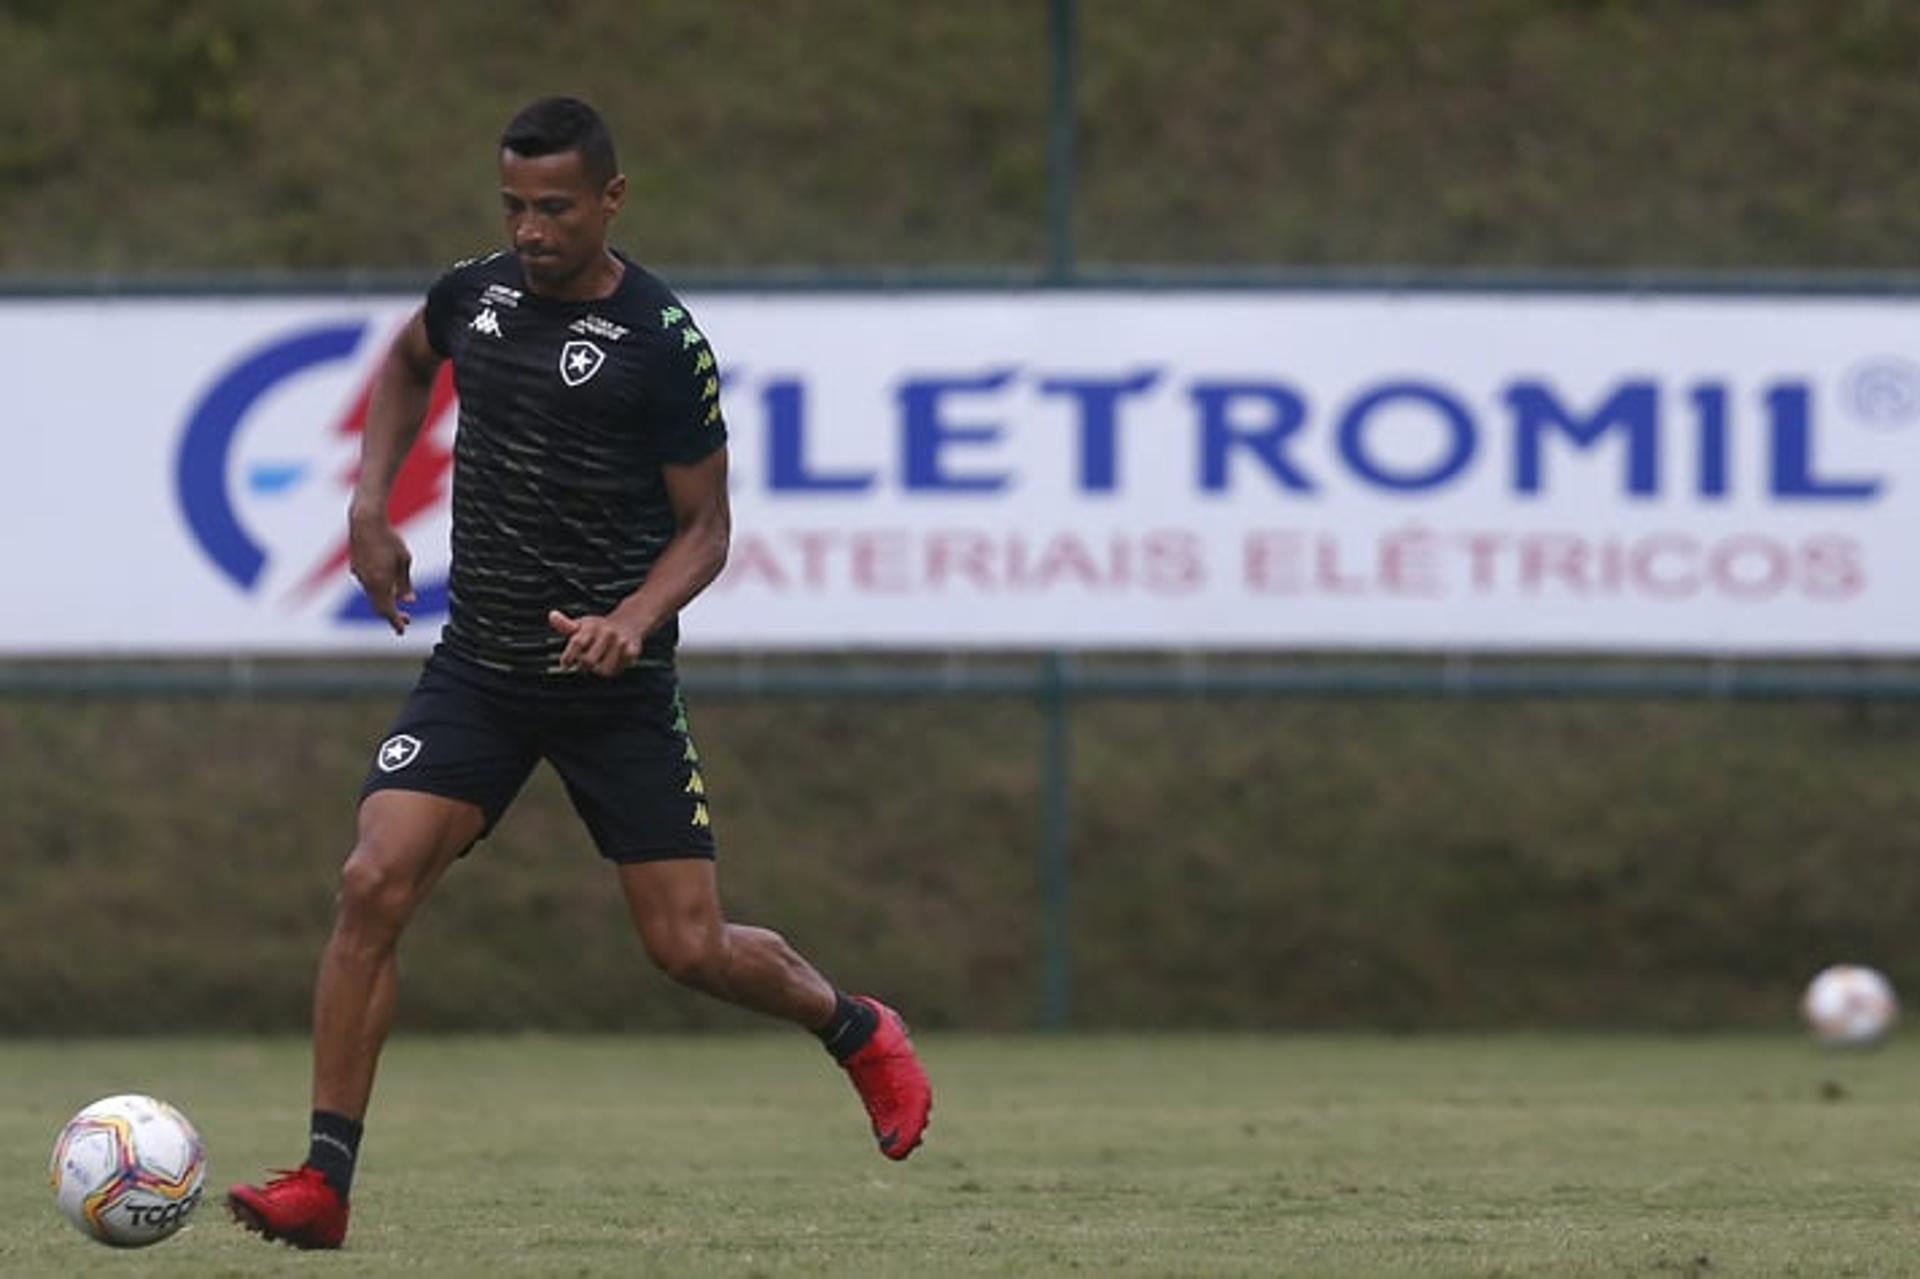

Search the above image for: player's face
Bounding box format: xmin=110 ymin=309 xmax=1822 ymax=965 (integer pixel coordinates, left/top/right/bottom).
xmin=499 ymin=148 xmax=626 ymax=296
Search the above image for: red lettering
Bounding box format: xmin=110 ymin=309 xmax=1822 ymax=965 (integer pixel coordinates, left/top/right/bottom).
xmin=926 ymin=531 xmax=998 ymax=592
xmin=1708 ymin=536 xmax=1790 ymax=600
xmin=1457 ymin=533 xmax=1506 ymax=591
xmin=852 ymin=531 xmax=910 ymax=592
xmin=1243 ymin=531 xmax=1304 ymax=593
xmin=1378 ymin=528 xmax=1441 ymax=595
xmin=1518 ymin=534 xmax=1589 ymax=593
xmin=1629 ymin=535 xmax=1698 ymax=599
xmin=1145 ymin=531 xmax=1205 ymax=593
xmin=1313 ymin=535 xmax=1366 ymax=594
xmin=1595 ymin=538 xmax=1627 ymax=593
xmin=1801 ymin=536 xmax=1863 ymax=600
xmin=790 ymin=530 xmax=837 ymax=589
xmin=1032 ymin=533 xmax=1102 ymax=588
xmin=723 ymin=535 xmax=788 ymax=590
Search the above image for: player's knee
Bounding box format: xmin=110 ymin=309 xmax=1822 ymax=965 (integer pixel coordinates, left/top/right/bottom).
xmin=646 ymin=926 xmax=725 ymax=991
xmin=334 ymin=849 xmax=422 ymax=935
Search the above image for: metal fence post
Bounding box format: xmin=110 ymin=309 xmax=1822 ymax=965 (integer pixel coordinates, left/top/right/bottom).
xmin=1047 ymin=0 xmax=1078 ymax=284
xmin=1040 ymin=650 xmax=1073 ymax=1028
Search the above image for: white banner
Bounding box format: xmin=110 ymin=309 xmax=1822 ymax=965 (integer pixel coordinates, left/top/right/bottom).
xmin=2 ymin=290 xmax=1916 ymax=654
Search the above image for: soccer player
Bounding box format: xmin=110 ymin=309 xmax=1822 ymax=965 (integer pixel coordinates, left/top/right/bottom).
xmin=227 ymin=96 xmax=931 ymax=1250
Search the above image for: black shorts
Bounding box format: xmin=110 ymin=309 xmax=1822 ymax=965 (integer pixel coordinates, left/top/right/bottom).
xmin=360 ymin=648 xmax=716 ymax=862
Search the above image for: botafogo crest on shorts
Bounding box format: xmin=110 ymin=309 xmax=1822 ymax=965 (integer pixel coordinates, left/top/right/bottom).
xmin=374 ymin=734 xmax=422 ymax=773
xmin=361 ymin=650 xmax=716 ymax=862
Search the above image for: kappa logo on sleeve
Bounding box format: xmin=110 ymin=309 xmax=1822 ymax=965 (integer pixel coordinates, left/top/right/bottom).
xmin=560 ymin=340 xmax=606 ymax=387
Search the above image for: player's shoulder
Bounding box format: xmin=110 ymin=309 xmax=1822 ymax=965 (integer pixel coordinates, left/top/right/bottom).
xmin=605 ymin=257 xmax=705 ymax=337
xmin=422 ymin=252 xmax=527 ymax=356
xmin=430 ymin=250 xmax=521 ymax=298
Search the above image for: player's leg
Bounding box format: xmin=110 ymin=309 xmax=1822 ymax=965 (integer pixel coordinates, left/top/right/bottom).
xmin=614 ymin=858 xmax=931 ymax=1159
xmin=311 ymin=789 xmax=485 ymax=1122
xmin=230 ymin=653 xmax=536 ymax=1247
xmin=227 ymin=791 xmax=480 ymax=1249
xmin=615 ymin=856 xmax=833 ymax=1023
xmin=547 ymin=672 xmax=930 ymax=1158
xmin=550 ymin=681 xmax=835 ymax=1022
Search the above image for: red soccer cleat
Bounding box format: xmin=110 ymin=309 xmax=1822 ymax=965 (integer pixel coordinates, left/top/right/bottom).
xmin=840 ymin=996 xmax=932 ymax=1160
xmin=226 ymin=1165 xmax=350 ymax=1249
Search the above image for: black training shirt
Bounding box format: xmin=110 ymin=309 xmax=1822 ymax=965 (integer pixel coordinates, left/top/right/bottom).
xmin=421 ymin=250 xmax=726 ymax=674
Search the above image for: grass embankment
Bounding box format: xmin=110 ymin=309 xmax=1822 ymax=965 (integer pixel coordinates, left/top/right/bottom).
xmin=5 ymin=1033 xmax=1914 ymax=1276
xmin=8 ymin=1 xmax=1920 ymax=275
xmin=4 ymin=689 xmax=1918 ymax=1032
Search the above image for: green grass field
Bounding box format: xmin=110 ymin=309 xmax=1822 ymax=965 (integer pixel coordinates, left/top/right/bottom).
xmin=3 ymin=1033 xmax=1914 ymax=1276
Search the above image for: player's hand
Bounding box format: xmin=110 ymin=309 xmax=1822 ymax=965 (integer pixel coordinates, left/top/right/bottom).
xmin=548 ymin=609 xmax=644 ymax=677
xmin=348 ymin=515 xmax=416 ymax=636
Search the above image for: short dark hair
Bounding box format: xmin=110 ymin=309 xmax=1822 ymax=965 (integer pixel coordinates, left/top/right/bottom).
xmin=500 ymin=96 xmax=618 ymax=187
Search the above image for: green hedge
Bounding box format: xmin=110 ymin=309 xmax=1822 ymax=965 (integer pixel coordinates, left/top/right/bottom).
xmin=5 ymin=691 xmax=1916 ymax=1031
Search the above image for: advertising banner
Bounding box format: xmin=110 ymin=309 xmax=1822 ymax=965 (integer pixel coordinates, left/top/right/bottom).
xmin=2 ymin=290 xmax=1915 ymax=654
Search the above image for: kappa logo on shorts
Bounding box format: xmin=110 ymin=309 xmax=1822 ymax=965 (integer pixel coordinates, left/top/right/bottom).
xmin=559 ymin=340 xmax=606 ymax=387
xmin=376 ymin=733 xmax=423 ymax=773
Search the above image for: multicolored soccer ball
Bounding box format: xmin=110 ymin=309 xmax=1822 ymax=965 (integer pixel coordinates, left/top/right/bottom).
xmin=1801 ymin=964 xmax=1899 ymax=1048
xmin=49 ymin=1094 xmax=206 ymax=1247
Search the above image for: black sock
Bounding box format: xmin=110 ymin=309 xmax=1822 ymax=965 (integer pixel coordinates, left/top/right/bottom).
xmin=815 ymin=991 xmax=880 ymax=1063
xmin=306 ymin=1110 xmax=363 ymax=1202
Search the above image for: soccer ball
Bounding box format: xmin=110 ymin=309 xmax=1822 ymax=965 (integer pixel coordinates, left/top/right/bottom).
xmin=49 ymin=1094 xmax=206 ymax=1247
xmin=1801 ymin=964 xmax=1899 ymax=1048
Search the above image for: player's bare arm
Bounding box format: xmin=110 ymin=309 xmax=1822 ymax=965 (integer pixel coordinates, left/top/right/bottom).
xmin=549 ymin=447 xmax=732 ymax=677
xmin=348 ymin=308 xmax=443 ymax=635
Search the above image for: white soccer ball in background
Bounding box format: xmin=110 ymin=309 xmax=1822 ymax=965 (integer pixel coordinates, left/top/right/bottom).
xmin=49 ymin=1094 xmax=206 ymax=1247
xmin=1801 ymin=964 xmax=1899 ymax=1048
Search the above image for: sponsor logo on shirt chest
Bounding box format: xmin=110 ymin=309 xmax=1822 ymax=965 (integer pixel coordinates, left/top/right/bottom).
xmin=570 ymin=314 xmax=629 ymax=342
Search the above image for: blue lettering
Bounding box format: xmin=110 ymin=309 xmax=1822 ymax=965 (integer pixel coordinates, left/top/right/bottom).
xmin=1336 ymin=382 xmax=1475 ymax=491
xmin=1508 ymin=380 xmax=1658 ymax=496
xmin=1690 ymin=384 xmax=1730 ymax=498
xmin=1768 ymin=384 xmax=1881 ymax=500
xmin=765 ymin=379 xmax=874 ymax=493
xmin=1037 ymin=369 xmax=1161 ymax=493
xmin=900 ymin=369 xmax=1017 ymax=492
xmin=1191 ymin=381 xmax=1313 ymax=493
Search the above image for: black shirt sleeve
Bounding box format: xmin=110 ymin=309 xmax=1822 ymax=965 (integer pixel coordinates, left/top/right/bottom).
xmin=422 ymin=267 xmax=464 ymax=358
xmin=644 ymin=318 xmax=729 ymax=465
